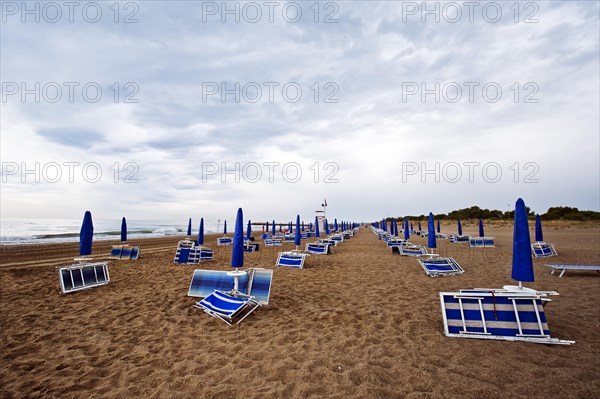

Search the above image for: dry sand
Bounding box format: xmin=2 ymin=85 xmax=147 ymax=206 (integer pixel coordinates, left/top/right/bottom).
xmin=1 ymin=224 xmax=599 ymax=398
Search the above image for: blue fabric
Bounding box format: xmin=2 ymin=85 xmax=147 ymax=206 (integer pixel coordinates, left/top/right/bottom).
xmin=294 ymin=215 xmax=301 ymax=246
xmin=437 ymin=219 xmax=441 ymax=233
xmin=457 ymin=219 xmax=462 ymax=236
xmin=403 ymin=218 xmax=409 ymax=240
xmin=535 ymin=214 xmax=543 ymax=242
xmin=197 ymin=218 xmax=204 ymax=245
xmin=278 ymin=254 xmax=304 ymax=268
xmin=427 ymin=213 xmax=436 ymax=249
xmin=224 ymin=220 xmax=227 ymax=235
xmin=324 ymin=219 xmax=330 ymax=234
xmin=199 ymin=291 xmax=246 ymax=316
xmin=187 ymin=218 xmax=192 ymax=236
xmin=250 ymin=269 xmax=272 ymax=304
xmin=247 ymin=220 xmax=252 ymax=240
xmin=188 ymin=270 xmax=249 ymax=297
xmin=315 ymin=216 xmax=320 ymax=237
xmin=231 ymin=208 xmax=244 ymax=269
xmin=478 ymin=218 xmax=484 ymax=237
xmin=418 ymin=221 xmax=421 ymax=231
xmin=512 ymin=198 xmax=534 ymax=282
xmin=121 ymin=217 xmax=127 ymax=242
xmin=334 ymin=219 xmax=338 ymax=231
xmin=79 ymin=211 xmax=93 ymax=256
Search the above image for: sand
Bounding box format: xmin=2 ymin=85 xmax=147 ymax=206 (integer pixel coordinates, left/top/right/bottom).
xmin=1 ymin=224 xmax=599 ymax=398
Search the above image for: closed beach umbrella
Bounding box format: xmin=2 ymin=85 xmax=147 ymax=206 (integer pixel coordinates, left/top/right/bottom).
xmin=427 ymin=212 xmax=437 ymax=249
xmin=315 ymin=216 xmax=320 ymax=238
xmin=187 ymin=218 xmax=192 ymax=237
xmin=478 ymin=218 xmax=484 ymax=237
xmin=512 ymin=198 xmax=534 ymax=286
xmin=231 ymin=208 xmax=244 ymax=269
xmin=535 ymin=214 xmax=543 ymax=242
xmin=457 ymin=219 xmax=463 ymax=236
xmin=223 ymin=220 xmax=227 ymax=235
xmin=272 ymin=220 xmax=276 ymax=235
xmin=288 ymin=221 xmax=292 ymax=232
xmin=418 ymin=221 xmax=422 ymax=231
xmin=324 ymin=219 xmax=330 ymax=234
xmin=294 ymin=215 xmax=301 ymax=249
xmin=410 ymin=222 xmax=413 ymax=231
xmin=197 ymin=218 xmax=204 ymax=245
xmin=404 ymin=218 xmax=410 ymax=240
xmin=246 ymin=219 xmax=252 ymax=240
xmin=334 ymin=219 xmax=338 ymax=231
xmin=80 ymin=211 xmax=94 ymax=256
xmin=302 ymin=222 xmax=305 ymax=232
xmin=437 ymin=219 xmax=441 ymax=233
xmin=120 ymin=217 xmax=127 ymax=242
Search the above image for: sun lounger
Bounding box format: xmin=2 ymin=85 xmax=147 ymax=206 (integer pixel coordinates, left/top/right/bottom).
xmin=188 ymin=269 xmax=250 ymax=297
xmin=397 ymin=244 xmax=427 ymax=256
xmin=330 ymin=234 xmax=344 ymax=243
xmin=544 ymin=264 xmax=600 ymax=277
xmin=264 ymin=239 xmax=282 ymax=246
xmin=175 ymin=240 xmax=213 ymax=263
xmin=276 ymin=251 xmax=308 ymax=268
xmin=305 ymin=242 xmax=331 ymax=255
xmin=318 ymin=238 xmax=337 ymax=247
xmin=194 ymin=290 xmax=260 ymax=325
xmin=532 ymin=242 xmax=558 ymax=258
xmin=387 ymin=238 xmax=407 ymax=248
xmin=217 ymin=237 xmax=233 ymax=246
xmin=109 ymin=244 xmax=140 ymax=260
xmin=246 ymin=268 xmax=273 ymax=305
xmin=450 ymin=235 xmax=470 ymax=243
xmin=419 ymin=257 xmax=464 ymax=277
xmin=244 ymin=241 xmax=260 ymax=252
xmin=469 ymin=237 xmax=495 ymax=247
xmin=59 ymin=262 xmax=110 ymax=294
xmin=439 ymin=288 xmax=574 ymax=345
xmin=436 ymin=233 xmax=448 ymax=239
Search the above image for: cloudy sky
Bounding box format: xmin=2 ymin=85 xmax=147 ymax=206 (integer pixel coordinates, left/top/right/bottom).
xmin=1 ymin=0 xmax=599 ymax=223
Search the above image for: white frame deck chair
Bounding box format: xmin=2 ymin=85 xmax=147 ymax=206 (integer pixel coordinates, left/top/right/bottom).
xmin=419 ymin=257 xmax=464 ymax=277
xmin=435 ymin=233 xmax=448 ymax=239
xmin=195 ymin=290 xmax=260 ymax=325
xmin=109 ymin=245 xmax=123 ymax=259
xmin=59 ymin=262 xmax=110 ymax=294
xmin=531 ymin=242 xmax=558 ymax=258
xmin=330 ymin=234 xmax=344 ymax=244
xmin=305 ymin=242 xmax=330 ymax=255
xmin=276 ymin=251 xmax=308 ymax=268
xmin=244 ymin=241 xmax=260 ymax=252
xmin=387 ymin=238 xmax=407 ymax=249
xmin=544 ymin=264 xmax=600 ymax=278
xmin=469 ymin=237 xmax=495 ymax=247
xmin=398 ymin=244 xmax=427 ymax=256
xmin=217 ymin=237 xmax=233 ymax=246
xmin=318 ymin=238 xmax=337 ymax=247
xmin=174 ymin=240 xmax=197 ymax=264
xmin=264 ymin=239 xmax=282 ymax=246
xmin=188 ymin=269 xmax=250 ymax=297
xmin=439 ymin=288 xmax=574 ymax=345
xmin=450 ymin=235 xmax=470 ymax=244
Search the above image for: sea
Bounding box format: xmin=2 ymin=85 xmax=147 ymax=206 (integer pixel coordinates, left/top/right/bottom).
xmin=0 ymin=218 xmax=225 ymax=245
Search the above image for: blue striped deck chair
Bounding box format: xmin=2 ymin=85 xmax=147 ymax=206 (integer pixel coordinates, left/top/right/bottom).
xmin=330 ymin=234 xmax=344 ymax=244
xmin=439 ymin=288 xmax=574 ymax=345
xmin=121 ymin=246 xmax=140 ymax=260
xmin=469 ymin=237 xmax=495 ymax=247
xmin=244 ymin=242 xmax=260 ymax=252
xmin=399 ymin=244 xmax=427 ymax=256
xmin=188 ymin=269 xmax=250 ymax=298
xmin=194 ymin=290 xmax=260 ymax=325
xmin=175 ymin=240 xmax=197 ymax=264
xmin=305 ymin=242 xmax=330 ymax=255
xmin=109 ymin=245 xmax=123 ymax=259
xmin=318 ymin=238 xmax=337 ymax=247
xmin=283 ymin=235 xmax=296 ymax=243
xmin=217 ymin=237 xmax=233 ymax=246
xmin=544 ymin=264 xmax=600 ymax=278
xmin=59 ymin=262 xmax=110 ymax=294
xmin=450 ymin=234 xmax=470 ymax=244
xmin=419 ymin=257 xmax=464 ymax=277
xmin=387 ymin=238 xmax=407 ymax=249
xmin=531 ymin=242 xmax=558 ymax=258
xmin=247 ymin=268 xmax=273 ymax=305
xmin=276 ymin=251 xmax=308 ymax=268
xmin=261 ymin=233 xmax=271 ymax=239
xmin=264 ymin=239 xmax=282 ymax=246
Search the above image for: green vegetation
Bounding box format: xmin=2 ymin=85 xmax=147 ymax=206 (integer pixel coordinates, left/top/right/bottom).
xmin=387 ymin=206 xmax=600 ymax=221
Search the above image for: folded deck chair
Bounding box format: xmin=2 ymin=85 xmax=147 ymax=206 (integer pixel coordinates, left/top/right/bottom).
xmin=188 ymin=269 xmax=250 ymax=297
xmin=194 ymin=290 xmax=260 ymax=325
xmin=398 ymin=244 xmax=427 ymax=256
xmin=436 ymin=233 xmax=448 ymax=239
xmin=305 ymin=242 xmax=331 ymax=255
xmin=217 ymin=237 xmax=233 ymax=246
xmin=387 ymin=238 xmax=407 ymax=248
xmin=469 ymin=237 xmax=495 ymax=247
xmin=450 ymin=235 xmax=470 ymax=244
xmin=174 ymin=240 xmax=196 ymax=263
xmin=439 ymin=288 xmax=574 ymax=345
xmin=261 ymin=233 xmax=272 ymax=239
xmin=109 ymin=244 xmax=140 ymax=260
xmin=246 ymin=268 xmax=273 ymax=305
xmin=419 ymin=257 xmax=464 ymax=277
xmin=264 ymin=239 xmax=282 ymax=246
xmin=59 ymin=262 xmax=110 ymax=294
xmin=330 ymin=234 xmax=344 ymax=243
xmin=318 ymin=238 xmax=337 ymax=247
xmin=276 ymin=251 xmax=308 ymax=268
xmin=531 ymin=242 xmax=558 ymax=258
xmin=244 ymin=241 xmax=260 ymax=252
xmin=544 ymin=264 xmax=600 ymax=278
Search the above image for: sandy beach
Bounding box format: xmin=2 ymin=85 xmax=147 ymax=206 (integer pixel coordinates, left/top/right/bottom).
xmin=1 ymin=223 xmax=599 ymax=398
